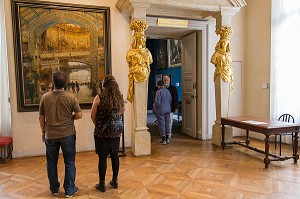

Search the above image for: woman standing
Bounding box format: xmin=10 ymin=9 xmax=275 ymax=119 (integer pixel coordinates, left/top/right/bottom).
xmin=91 ymin=75 xmax=124 ymax=192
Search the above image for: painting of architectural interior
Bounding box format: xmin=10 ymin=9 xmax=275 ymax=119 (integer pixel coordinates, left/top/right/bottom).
xmin=16 ymin=3 xmax=109 ymax=109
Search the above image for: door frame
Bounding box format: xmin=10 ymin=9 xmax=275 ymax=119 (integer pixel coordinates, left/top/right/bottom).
xmin=146 ymin=16 xmax=213 ymax=140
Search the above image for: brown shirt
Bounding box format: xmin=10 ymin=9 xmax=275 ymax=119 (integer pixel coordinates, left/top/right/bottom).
xmin=39 ymin=90 xmax=81 ymax=139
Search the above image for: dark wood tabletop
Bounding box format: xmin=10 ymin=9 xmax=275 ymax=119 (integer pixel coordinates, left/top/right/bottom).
xmin=220 ymin=116 xmax=300 ymax=168
xmin=221 ymin=116 xmax=300 ymax=135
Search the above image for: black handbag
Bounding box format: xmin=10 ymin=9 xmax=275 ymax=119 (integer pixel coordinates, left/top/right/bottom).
xmin=101 ymin=107 xmax=123 ymax=137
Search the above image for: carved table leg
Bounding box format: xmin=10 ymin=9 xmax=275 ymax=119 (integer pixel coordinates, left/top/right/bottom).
xmin=221 ymin=124 xmax=226 ymax=149
xmin=293 ymin=132 xmax=299 ymax=163
xmin=246 ymin=130 xmax=250 ymax=145
xmin=264 ymin=135 xmax=271 ymax=168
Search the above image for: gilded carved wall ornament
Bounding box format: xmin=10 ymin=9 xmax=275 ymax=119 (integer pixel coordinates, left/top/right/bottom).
xmin=126 ymin=19 xmax=153 ymax=103
xmin=211 ymin=26 xmax=233 ymax=84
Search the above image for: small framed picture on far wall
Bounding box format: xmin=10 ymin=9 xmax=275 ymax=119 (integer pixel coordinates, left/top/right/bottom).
xmin=157 ymin=40 xmax=167 ymax=70
xmin=168 ymin=39 xmax=182 ymax=68
xmin=155 ymin=74 xmax=162 ymax=85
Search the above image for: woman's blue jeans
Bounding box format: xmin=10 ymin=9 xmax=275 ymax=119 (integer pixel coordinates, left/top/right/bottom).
xmin=157 ymin=112 xmax=171 ymax=137
xmin=45 ymin=134 xmax=76 ymax=195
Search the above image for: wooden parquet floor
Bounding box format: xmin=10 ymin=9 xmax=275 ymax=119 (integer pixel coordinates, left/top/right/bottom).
xmin=1 ymin=134 xmax=300 ymax=199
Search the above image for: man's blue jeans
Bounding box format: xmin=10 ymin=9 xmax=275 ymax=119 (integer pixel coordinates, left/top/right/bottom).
xmin=45 ymin=134 xmax=76 ymax=195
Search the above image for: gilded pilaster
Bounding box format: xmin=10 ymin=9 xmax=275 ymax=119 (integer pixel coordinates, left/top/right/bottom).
xmin=126 ymin=19 xmax=153 ymax=156
xmin=126 ymin=19 xmax=153 ymax=103
xmin=211 ymin=24 xmax=234 ymax=146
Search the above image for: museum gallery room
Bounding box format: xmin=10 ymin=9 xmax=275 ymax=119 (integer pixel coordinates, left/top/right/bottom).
xmin=1 ymin=0 xmax=300 ymax=198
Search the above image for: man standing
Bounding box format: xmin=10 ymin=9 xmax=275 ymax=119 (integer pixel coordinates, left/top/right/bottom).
xmin=39 ymin=71 xmax=82 ymax=198
xmin=153 ymin=80 xmax=172 ymax=144
xmin=163 ymin=75 xmax=178 ymax=138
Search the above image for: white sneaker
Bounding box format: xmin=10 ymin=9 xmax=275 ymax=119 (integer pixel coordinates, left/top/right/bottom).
xmin=65 ymin=187 xmax=78 ymax=198
xmin=166 ymin=138 xmax=170 ymax=144
xmin=160 ymin=140 xmax=167 ymax=145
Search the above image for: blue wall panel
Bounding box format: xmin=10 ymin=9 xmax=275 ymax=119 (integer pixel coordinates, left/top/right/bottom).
xmin=146 ymin=39 xmax=182 ymax=110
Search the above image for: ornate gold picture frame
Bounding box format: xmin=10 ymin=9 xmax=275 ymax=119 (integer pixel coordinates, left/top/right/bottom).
xmin=11 ymin=0 xmax=111 ymax=111
xmin=168 ymin=39 xmax=182 ymax=68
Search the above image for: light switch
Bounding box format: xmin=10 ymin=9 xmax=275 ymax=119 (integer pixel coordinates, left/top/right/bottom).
xmin=262 ymin=83 xmax=270 ymax=89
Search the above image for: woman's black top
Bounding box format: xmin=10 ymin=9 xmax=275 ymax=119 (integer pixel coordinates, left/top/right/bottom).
xmin=94 ymin=94 xmax=119 ymax=138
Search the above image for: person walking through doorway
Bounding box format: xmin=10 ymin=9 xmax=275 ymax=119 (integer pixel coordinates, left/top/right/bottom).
xmin=153 ymin=80 xmax=172 ymax=144
xmin=163 ymin=75 xmax=178 ymax=138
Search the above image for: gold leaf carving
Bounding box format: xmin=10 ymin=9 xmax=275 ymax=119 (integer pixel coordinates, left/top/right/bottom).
xmin=126 ymin=19 xmax=153 ymax=103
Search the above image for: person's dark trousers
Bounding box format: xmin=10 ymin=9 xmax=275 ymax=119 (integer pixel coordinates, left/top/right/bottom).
xmin=157 ymin=112 xmax=171 ymax=137
xmin=45 ymin=134 xmax=76 ymax=195
xmin=94 ymin=137 xmax=120 ymax=184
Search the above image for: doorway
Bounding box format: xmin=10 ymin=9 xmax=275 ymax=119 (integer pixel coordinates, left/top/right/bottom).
xmin=145 ymin=16 xmax=211 ymax=140
xmin=146 ymin=38 xmax=183 ymax=136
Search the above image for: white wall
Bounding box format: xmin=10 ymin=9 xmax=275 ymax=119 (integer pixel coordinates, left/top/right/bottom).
xmin=206 ymin=1 xmax=270 ymax=139
xmin=244 ymin=0 xmax=271 ymax=140
xmin=224 ymin=0 xmax=271 ymax=139
xmin=244 ymin=0 xmax=271 ymax=118
xmin=205 ymin=7 xmax=246 ymax=137
xmin=4 ymin=0 xmax=270 ymax=157
xmin=231 ymin=6 xmax=246 ymax=63
xmin=229 ymin=5 xmax=246 ymax=136
xmin=4 ymin=0 xmax=132 ymax=158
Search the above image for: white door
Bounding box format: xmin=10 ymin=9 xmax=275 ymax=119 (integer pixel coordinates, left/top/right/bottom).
xmin=182 ymin=32 xmax=197 ymax=138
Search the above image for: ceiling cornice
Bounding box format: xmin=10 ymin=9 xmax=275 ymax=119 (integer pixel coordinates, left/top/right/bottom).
xmin=116 ymin=0 xmax=247 ymax=18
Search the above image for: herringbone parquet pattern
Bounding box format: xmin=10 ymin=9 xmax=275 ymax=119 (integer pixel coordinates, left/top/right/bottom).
xmin=1 ymin=134 xmax=300 ymax=198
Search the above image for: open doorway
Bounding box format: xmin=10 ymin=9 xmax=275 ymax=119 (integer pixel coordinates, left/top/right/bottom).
xmin=144 ymin=16 xmax=224 ymax=141
xmin=146 ymin=38 xmax=183 ymax=136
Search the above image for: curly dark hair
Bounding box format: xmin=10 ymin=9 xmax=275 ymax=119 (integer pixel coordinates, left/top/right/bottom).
xmin=102 ymin=75 xmax=124 ymax=113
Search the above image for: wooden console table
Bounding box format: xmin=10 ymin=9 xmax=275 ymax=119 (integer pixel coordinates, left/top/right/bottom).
xmin=221 ymin=116 xmax=300 ymax=168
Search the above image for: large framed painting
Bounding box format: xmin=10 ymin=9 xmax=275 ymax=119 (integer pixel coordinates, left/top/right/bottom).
xmin=168 ymin=39 xmax=182 ymax=68
xmin=11 ymin=0 xmax=111 ymax=111
xmin=157 ymin=39 xmax=167 ymax=70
